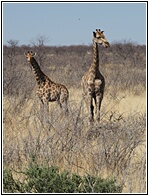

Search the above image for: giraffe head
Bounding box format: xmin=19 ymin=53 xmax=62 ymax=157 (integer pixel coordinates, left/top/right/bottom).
xmin=24 ymin=51 xmax=36 ymax=64
xmin=93 ymin=29 xmax=110 ymax=48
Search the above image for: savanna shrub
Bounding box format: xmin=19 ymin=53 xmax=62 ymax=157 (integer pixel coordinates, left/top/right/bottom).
xmin=3 ymin=167 xmax=21 ymax=193
xmin=3 ymin=164 xmax=122 ymax=193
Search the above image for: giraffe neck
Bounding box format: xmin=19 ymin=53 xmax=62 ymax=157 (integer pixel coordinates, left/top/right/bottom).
xmin=93 ymin=41 xmax=99 ymax=71
xmin=30 ymin=57 xmax=48 ymax=86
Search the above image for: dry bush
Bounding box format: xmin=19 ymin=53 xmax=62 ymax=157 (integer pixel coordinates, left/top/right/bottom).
xmin=3 ymin=39 xmax=146 ymax=193
xmin=3 ymin=40 xmax=146 ymax=93
xmin=3 ymin=94 xmax=146 ymax=193
xmin=111 ymin=40 xmax=146 ymax=68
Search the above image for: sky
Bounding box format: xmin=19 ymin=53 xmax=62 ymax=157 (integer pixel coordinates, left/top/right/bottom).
xmin=2 ymin=2 xmax=147 ymax=46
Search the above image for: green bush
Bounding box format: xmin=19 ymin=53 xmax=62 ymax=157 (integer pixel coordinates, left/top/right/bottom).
xmin=3 ymin=164 xmax=122 ymax=193
xmin=83 ymin=174 xmax=122 ymax=193
xmin=3 ymin=167 xmax=21 ymax=193
xmin=23 ymin=165 xmax=83 ymax=193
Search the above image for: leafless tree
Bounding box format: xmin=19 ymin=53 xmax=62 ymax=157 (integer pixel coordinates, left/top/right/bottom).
xmin=30 ymin=34 xmax=49 ymax=67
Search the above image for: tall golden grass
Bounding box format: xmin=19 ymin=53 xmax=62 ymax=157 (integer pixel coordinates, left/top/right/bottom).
xmin=3 ymin=88 xmax=146 ymax=193
xmin=3 ymin=42 xmax=146 ymax=193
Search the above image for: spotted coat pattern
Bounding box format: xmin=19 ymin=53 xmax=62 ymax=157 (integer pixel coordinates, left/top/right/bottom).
xmin=25 ymin=51 xmax=69 ymax=113
xmin=81 ymin=29 xmax=110 ymax=123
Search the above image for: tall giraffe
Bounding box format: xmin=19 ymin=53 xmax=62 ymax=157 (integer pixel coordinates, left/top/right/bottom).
xmin=81 ymin=29 xmax=110 ymax=123
xmin=24 ymin=51 xmax=69 ymax=114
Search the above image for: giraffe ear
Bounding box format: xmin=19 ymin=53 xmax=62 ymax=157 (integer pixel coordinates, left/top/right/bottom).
xmin=93 ymin=31 xmax=96 ymax=37
xmin=101 ymin=31 xmax=104 ymax=33
xmin=24 ymin=52 xmax=27 ymax=56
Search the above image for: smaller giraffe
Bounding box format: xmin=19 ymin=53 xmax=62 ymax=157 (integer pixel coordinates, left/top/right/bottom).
xmin=24 ymin=51 xmax=69 ymax=114
xmin=81 ymin=29 xmax=110 ymax=123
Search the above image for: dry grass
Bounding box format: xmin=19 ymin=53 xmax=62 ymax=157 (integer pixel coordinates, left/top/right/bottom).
xmin=3 ymin=42 xmax=146 ymax=193
xmin=3 ymin=88 xmax=146 ymax=193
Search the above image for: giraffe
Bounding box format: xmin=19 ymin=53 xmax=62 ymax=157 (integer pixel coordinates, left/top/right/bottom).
xmin=24 ymin=51 xmax=69 ymax=114
xmin=81 ymin=29 xmax=110 ymax=123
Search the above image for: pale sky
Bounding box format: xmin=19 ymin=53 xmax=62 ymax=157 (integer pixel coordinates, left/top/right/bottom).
xmin=3 ymin=2 xmax=147 ymax=46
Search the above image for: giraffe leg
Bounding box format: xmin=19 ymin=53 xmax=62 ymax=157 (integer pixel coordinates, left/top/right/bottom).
xmin=82 ymin=94 xmax=88 ymax=115
xmin=39 ymin=98 xmax=49 ymax=123
xmin=63 ymin=100 xmax=69 ymax=115
xmin=58 ymin=98 xmax=69 ymax=115
xmin=88 ymin=95 xmax=94 ymax=123
xmin=96 ymin=94 xmax=103 ymax=122
xmin=83 ymin=93 xmax=94 ymax=123
xmin=40 ymin=101 xmax=44 ymax=122
xmin=57 ymin=99 xmax=62 ymax=109
xmin=94 ymin=96 xmax=97 ymax=114
xmin=46 ymin=102 xmax=49 ymax=113
xmin=59 ymin=89 xmax=69 ymax=115
xmin=45 ymin=102 xmax=50 ymax=123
